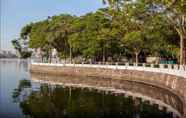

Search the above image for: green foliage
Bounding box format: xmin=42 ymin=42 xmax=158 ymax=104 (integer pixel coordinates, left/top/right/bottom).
xmin=47 ymin=15 xmax=75 ymax=53
xmin=21 ymin=24 xmax=33 ymax=39
xmin=11 ymin=39 xmax=32 ymax=59
xmin=29 ymin=20 xmax=49 ymax=49
xmin=20 ymin=51 xmax=32 ymax=59
xmin=123 ymin=31 xmax=144 ymax=54
xmin=12 ymin=39 xmax=22 ymax=52
xmin=19 ymin=5 xmax=180 ymax=63
xmin=104 ymin=0 xmax=185 ymax=64
xmin=12 ymin=80 xmax=170 ymax=118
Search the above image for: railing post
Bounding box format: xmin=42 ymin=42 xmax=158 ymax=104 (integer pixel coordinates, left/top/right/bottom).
xmin=73 ymin=60 xmax=75 ymax=67
xmin=98 ymin=62 xmax=101 ymax=65
xmin=151 ymin=64 xmax=154 ymax=68
xmin=159 ymin=64 xmax=164 ymax=69
xmin=89 ymin=60 xmax=92 ymax=65
xmin=173 ymin=64 xmax=178 ymax=70
xmin=142 ymin=63 xmax=146 ymax=67
xmin=81 ymin=61 xmax=84 ymax=67
xmin=168 ymin=64 xmax=172 ymax=70
xmin=63 ymin=61 xmax=66 ymax=67
xmin=58 ymin=58 xmax=60 ymax=64
xmin=98 ymin=62 xmax=101 ymax=69
xmin=106 ymin=62 xmax=109 ymax=69
xmin=126 ymin=62 xmax=129 ymax=67
xmin=135 ymin=63 xmax=138 ymax=66
xmin=179 ymin=65 xmax=185 ymax=71
xmin=115 ymin=62 xmax=118 ymax=70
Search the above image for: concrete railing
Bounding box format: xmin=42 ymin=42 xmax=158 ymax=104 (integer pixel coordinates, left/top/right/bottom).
xmin=31 ymin=61 xmax=186 ymax=78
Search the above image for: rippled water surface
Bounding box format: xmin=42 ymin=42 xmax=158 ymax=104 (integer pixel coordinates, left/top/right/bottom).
xmin=0 ymin=59 xmax=176 ymax=118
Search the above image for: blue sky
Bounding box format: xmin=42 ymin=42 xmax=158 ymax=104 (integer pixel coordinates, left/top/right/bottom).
xmin=0 ymin=0 xmax=106 ymax=50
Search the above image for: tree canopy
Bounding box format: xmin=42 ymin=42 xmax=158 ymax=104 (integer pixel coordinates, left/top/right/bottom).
xmin=18 ymin=5 xmax=180 ymax=63
xmin=104 ymin=0 xmax=186 ymax=64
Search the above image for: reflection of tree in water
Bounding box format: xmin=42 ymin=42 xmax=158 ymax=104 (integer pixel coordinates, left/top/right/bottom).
xmin=13 ymin=80 xmax=173 ymax=118
xmin=12 ymin=79 xmax=31 ymax=103
xmin=18 ymin=60 xmax=29 ymax=72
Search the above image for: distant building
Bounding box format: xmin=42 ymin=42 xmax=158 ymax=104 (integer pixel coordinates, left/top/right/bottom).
xmin=0 ymin=49 xmax=17 ymax=58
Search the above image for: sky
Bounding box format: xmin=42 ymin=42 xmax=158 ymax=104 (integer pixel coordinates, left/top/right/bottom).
xmin=0 ymin=0 xmax=106 ymax=50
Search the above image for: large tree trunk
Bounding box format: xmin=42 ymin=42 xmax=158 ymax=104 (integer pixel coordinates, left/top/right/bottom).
xmin=180 ymin=35 xmax=186 ymax=65
xmin=176 ymin=26 xmax=186 ymax=65
xmin=174 ymin=15 xmax=186 ymax=65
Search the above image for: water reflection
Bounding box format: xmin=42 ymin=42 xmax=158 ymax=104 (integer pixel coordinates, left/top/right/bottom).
xmin=1 ymin=59 xmax=180 ymax=118
xmin=13 ymin=79 xmax=175 ymax=118
xmin=31 ymin=73 xmax=183 ymax=116
xmin=0 ymin=59 xmax=30 ymax=118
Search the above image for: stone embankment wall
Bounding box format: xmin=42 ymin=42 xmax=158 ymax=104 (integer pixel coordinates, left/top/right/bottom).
xmin=30 ymin=64 xmax=186 ymax=118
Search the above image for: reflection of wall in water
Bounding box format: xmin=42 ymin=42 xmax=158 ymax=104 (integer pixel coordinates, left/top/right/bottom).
xmin=31 ymin=73 xmax=183 ymax=118
xmin=14 ymin=79 xmax=177 ymax=118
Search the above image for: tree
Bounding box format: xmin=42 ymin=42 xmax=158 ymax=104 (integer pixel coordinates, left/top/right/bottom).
xmin=69 ymin=12 xmax=112 ymax=61
xmin=21 ymin=23 xmax=33 ymax=40
xmin=123 ymin=31 xmax=144 ymax=64
xmin=12 ymin=39 xmax=22 ymax=53
xmin=149 ymin=0 xmax=186 ymax=64
xmin=47 ymin=14 xmax=76 ymax=60
xmin=143 ymin=14 xmax=179 ymax=58
xmin=104 ymin=0 xmax=186 ymax=64
xmin=20 ymin=5 xmax=179 ymax=63
xmin=11 ymin=39 xmax=32 ymax=59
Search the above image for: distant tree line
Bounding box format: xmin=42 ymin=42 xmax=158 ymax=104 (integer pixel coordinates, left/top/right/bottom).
xmin=15 ymin=0 xmax=186 ymax=64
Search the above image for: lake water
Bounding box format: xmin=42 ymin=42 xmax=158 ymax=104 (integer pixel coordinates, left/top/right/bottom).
xmin=0 ymin=59 xmax=177 ymax=118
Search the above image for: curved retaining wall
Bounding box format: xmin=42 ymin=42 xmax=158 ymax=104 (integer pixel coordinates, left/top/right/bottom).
xmin=30 ymin=63 xmax=186 ymax=118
